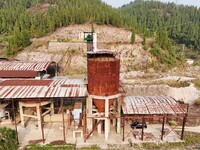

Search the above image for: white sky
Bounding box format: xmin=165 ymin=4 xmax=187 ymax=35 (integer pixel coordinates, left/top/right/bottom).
xmin=102 ymin=0 xmax=200 ymax=8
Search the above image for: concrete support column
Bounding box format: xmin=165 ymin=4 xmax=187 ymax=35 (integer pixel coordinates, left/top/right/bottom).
xmin=117 ymin=97 xmax=121 ymax=134
xmin=112 ymin=100 xmax=117 ymax=127
xmin=105 ymin=98 xmax=109 ymax=139
xmin=105 ymin=98 xmax=109 ymax=117
xmin=105 ymin=118 xmax=109 ymax=140
xmin=108 ymin=119 xmax=111 ymax=133
xmin=87 ymin=96 xmax=93 ymax=131
xmin=117 ymin=118 xmax=121 ymax=133
xmin=113 ymin=118 xmax=116 ymax=127
xmin=19 ymin=102 xmax=25 ymax=127
xmin=36 ymin=104 xmax=42 ymax=130
xmin=97 ymin=121 xmax=102 ymax=134
xmin=50 ymin=100 xmax=54 ymax=115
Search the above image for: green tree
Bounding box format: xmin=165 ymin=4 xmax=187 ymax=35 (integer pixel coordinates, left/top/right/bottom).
xmin=156 ymin=29 xmax=171 ymax=49
xmin=0 ymin=127 xmax=18 ymax=150
xmin=131 ymin=27 xmax=135 ymax=44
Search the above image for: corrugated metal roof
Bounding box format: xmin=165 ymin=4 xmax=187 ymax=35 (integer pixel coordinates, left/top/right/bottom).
xmin=122 ymin=95 xmax=186 ymax=115
xmin=0 ymin=79 xmax=87 ymax=99
xmin=0 ymin=80 xmax=53 ymax=86
xmin=0 ymin=61 xmax=51 ymax=71
xmin=0 ymin=61 xmax=52 ymax=78
xmin=0 ymin=70 xmax=38 ymax=78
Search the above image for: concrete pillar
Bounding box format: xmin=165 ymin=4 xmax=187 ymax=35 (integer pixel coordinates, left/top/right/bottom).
xmin=105 ymin=118 xmax=109 ymax=140
xmin=36 ymin=104 xmax=42 ymax=130
xmin=113 ymin=118 xmax=116 ymax=127
xmin=108 ymin=119 xmax=111 ymax=133
xmin=19 ymin=102 xmax=25 ymax=127
xmin=50 ymin=100 xmax=54 ymax=115
xmin=105 ymin=98 xmax=109 ymax=117
xmin=113 ymin=100 xmax=117 ymax=127
xmin=105 ymin=98 xmax=109 ymax=139
xmin=117 ymin=118 xmax=121 ymax=134
xmin=117 ymin=97 xmax=121 ymax=134
xmin=97 ymin=120 xmax=102 ymax=134
xmin=87 ymin=96 xmax=93 ymax=131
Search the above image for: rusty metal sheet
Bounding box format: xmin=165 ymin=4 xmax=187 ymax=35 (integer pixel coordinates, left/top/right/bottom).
xmin=0 ymin=79 xmax=87 ymax=99
xmin=0 ymin=70 xmax=38 ymax=78
xmin=0 ymin=80 xmax=53 ymax=86
xmin=88 ymin=57 xmax=120 ymax=97
xmin=0 ymin=61 xmax=52 ymax=78
xmin=0 ymin=61 xmax=51 ymax=71
xmin=122 ymin=95 xmax=186 ymax=115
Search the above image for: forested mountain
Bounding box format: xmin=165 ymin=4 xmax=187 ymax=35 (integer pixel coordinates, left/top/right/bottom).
xmin=120 ymin=0 xmax=200 ymax=51
xmin=0 ymin=0 xmax=199 ymax=62
xmin=0 ymin=0 xmax=128 ymax=55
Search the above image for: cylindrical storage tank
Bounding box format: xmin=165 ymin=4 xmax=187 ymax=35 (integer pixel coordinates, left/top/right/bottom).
xmin=88 ymin=56 xmax=120 ymax=112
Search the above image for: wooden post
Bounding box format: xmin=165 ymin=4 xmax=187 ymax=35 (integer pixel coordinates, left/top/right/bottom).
xmin=19 ymin=102 xmax=25 ymax=127
xmin=61 ymin=99 xmax=66 ymax=142
xmin=12 ymin=99 xmax=18 ymax=143
xmin=181 ymin=104 xmax=189 ymax=140
xmin=67 ymin=110 xmax=71 ymax=129
xmin=39 ymin=99 xmax=45 ymax=144
xmin=83 ymin=108 xmax=87 ymax=142
xmin=161 ymin=115 xmax=166 ymax=140
xmin=123 ymin=116 xmax=125 ymax=141
xmin=141 ymin=116 xmax=145 ymax=141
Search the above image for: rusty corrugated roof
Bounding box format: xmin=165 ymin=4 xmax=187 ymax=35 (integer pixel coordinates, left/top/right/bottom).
xmin=0 ymin=61 xmax=51 ymax=71
xmin=0 ymin=70 xmax=38 ymax=78
xmin=0 ymin=61 xmax=52 ymax=78
xmin=122 ymin=95 xmax=186 ymax=115
xmin=0 ymin=79 xmax=87 ymax=99
xmin=0 ymin=80 xmax=53 ymax=86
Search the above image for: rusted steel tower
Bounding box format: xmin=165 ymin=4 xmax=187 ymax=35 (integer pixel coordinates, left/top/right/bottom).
xmin=85 ymin=31 xmax=121 ymax=140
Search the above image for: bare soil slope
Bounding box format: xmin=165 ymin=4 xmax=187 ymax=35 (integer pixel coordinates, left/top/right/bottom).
xmin=16 ymin=24 xmax=152 ymax=76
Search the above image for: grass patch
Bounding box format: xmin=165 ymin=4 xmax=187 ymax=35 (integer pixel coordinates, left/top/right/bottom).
xmin=26 ymin=144 xmax=74 ymax=150
xmin=168 ymin=120 xmax=178 ymax=126
xmin=194 ymin=78 xmax=200 ymax=90
xmin=193 ymin=60 xmax=200 ymax=66
xmin=138 ymin=131 xmax=200 ymax=150
xmin=77 ymin=145 xmax=100 ymax=150
xmin=26 ymin=144 xmax=100 ymax=150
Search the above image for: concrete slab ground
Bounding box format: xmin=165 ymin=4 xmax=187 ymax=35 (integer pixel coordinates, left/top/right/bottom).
xmin=123 ymin=120 xmax=182 ymax=144
xmin=0 ymin=119 xmax=183 ymax=149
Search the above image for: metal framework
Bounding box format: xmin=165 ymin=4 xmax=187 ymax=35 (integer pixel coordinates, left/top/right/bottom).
xmin=122 ymin=95 xmax=189 ymax=142
xmin=0 ymin=78 xmax=87 ymax=144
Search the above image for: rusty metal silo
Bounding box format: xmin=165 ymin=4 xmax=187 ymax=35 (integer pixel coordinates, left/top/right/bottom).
xmin=87 ymin=52 xmax=120 ymax=112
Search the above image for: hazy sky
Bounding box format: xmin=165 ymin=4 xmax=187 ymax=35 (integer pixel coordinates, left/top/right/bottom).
xmin=102 ymin=0 xmax=200 ymax=8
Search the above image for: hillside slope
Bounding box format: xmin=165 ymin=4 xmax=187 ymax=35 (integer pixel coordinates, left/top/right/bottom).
xmin=16 ymin=24 xmax=152 ymax=76
xmin=0 ymin=0 xmax=129 ymax=56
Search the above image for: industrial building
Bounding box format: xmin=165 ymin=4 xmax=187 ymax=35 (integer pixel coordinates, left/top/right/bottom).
xmin=0 ymin=32 xmax=188 ymax=147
